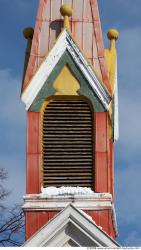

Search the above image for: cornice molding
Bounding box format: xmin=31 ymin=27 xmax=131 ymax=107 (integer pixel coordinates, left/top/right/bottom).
xmin=23 ymin=192 xmax=112 ymax=211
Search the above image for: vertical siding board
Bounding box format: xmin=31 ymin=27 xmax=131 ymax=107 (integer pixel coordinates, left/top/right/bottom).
xmin=83 ymin=0 xmax=92 ymax=22
xmin=95 ymin=152 xmax=108 ymax=192
xmin=37 ymin=0 xmax=48 ymax=20
xmin=26 ymin=212 xmax=38 ymax=240
xmin=108 ymin=210 xmax=116 ymax=239
xmin=95 ymin=113 xmax=107 ymax=152
xmin=72 ymin=0 xmax=83 ymax=47
xmin=99 ymin=210 xmax=108 ymax=233
xmin=52 ymin=0 xmax=62 ymax=20
xmin=92 ymin=113 xmax=95 ymax=191
xmin=95 ymin=112 xmax=108 ymax=192
xmin=38 ymin=212 xmax=49 ymax=230
xmin=27 ymin=112 xmax=40 ymax=194
xmin=48 ymin=0 xmax=62 ymax=50
xmin=93 ymin=58 xmax=102 ymax=80
xmin=27 ymin=154 xmax=40 ymax=194
xmin=48 ymin=30 xmax=55 ymax=52
xmin=39 ymin=21 xmax=49 ymax=58
xmin=92 ymin=33 xmax=98 ymax=59
xmin=90 ymin=0 xmax=111 ymax=93
xmin=23 ymin=54 xmax=38 ymax=90
xmin=83 ymin=22 xmax=93 ymax=60
xmin=107 ymin=139 xmax=111 ymax=194
xmin=99 ymin=57 xmax=110 ymax=91
xmin=93 ymin=20 xmax=104 ymax=58
xmin=72 ymin=0 xmax=83 ymax=21
xmin=84 ymin=210 xmax=116 ymax=238
xmin=27 ymin=112 xmax=39 ymax=154
xmin=73 ymin=22 xmax=83 ymax=48
xmin=84 ymin=210 xmax=99 ymax=225
xmin=109 ymin=210 xmax=116 ymax=239
xmin=63 ymin=0 xmax=73 ymax=6
xmin=41 ymin=0 xmax=50 ymax=20
xmin=26 ymin=211 xmax=60 ymax=239
xmin=90 ymin=0 xmax=99 ymax=21
xmin=110 ymin=142 xmax=114 ymax=197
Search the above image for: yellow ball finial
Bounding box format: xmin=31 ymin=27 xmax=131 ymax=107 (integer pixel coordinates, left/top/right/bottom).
xmin=23 ymin=27 xmax=34 ymax=39
xmin=60 ymin=4 xmax=72 ymax=17
xmin=107 ymin=29 xmax=119 ymax=41
xmin=60 ymin=4 xmax=72 ymax=30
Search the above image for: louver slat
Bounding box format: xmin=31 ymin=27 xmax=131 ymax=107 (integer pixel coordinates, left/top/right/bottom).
xmin=42 ymin=99 xmax=93 ymax=188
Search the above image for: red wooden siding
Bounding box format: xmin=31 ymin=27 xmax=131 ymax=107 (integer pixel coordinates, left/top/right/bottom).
xmin=95 ymin=112 xmax=109 ymax=193
xmin=85 ymin=210 xmax=116 ymax=239
xmin=25 ymin=211 xmax=58 ymax=240
xmin=25 ymin=209 xmax=116 ymax=240
xmin=109 ymin=142 xmax=114 ymax=198
xmin=27 ymin=112 xmax=41 ymax=194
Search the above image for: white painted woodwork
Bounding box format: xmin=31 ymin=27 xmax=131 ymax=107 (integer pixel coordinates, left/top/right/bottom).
xmin=21 ymin=29 xmax=111 ymax=110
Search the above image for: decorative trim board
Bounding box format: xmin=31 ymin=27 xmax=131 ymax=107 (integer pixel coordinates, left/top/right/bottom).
xmin=21 ymin=29 xmax=111 ymax=110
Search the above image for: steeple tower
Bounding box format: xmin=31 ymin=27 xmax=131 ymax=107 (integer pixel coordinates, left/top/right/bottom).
xmin=22 ymin=0 xmax=119 ymax=247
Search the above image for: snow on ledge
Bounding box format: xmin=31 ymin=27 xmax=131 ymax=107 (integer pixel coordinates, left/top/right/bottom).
xmin=41 ymin=186 xmax=94 ymax=197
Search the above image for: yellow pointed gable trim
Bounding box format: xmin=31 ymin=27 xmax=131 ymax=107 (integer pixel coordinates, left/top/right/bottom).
xmin=53 ymin=65 xmax=80 ymax=95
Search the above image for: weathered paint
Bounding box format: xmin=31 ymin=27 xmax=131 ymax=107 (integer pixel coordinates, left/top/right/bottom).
xmin=29 ymin=51 xmax=106 ymax=112
xmin=95 ymin=112 xmax=108 ymax=193
xmin=85 ymin=210 xmax=116 ymax=239
xmin=21 ymin=0 xmax=110 ymax=93
xmin=95 ymin=112 xmax=114 ymax=195
xmin=25 ymin=211 xmax=58 ymax=240
xmin=25 ymin=209 xmax=116 ymax=240
xmin=53 ymin=65 xmax=80 ymax=95
xmin=23 ymin=0 xmax=117 ymax=243
xmin=22 ymin=29 xmax=111 ymax=111
xmin=109 ymin=142 xmax=114 ymax=198
xmin=27 ymin=112 xmax=41 ymax=194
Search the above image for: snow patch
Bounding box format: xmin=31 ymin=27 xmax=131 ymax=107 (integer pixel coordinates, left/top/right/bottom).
xmin=79 ymin=209 xmax=94 ymax=222
xmin=41 ymin=186 xmax=94 ymax=197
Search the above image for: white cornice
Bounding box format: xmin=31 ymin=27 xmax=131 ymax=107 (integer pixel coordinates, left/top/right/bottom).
xmin=23 ymin=192 xmax=112 ymax=211
xmin=21 ymin=29 xmax=111 ymax=110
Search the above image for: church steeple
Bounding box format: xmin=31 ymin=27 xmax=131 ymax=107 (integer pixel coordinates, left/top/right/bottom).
xmin=22 ymin=0 xmax=119 ymax=246
xmin=22 ymin=0 xmax=111 ymax=93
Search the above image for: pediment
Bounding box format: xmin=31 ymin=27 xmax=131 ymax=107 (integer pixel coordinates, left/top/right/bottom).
xmin=21 ymin=29 xmax=111 ymax=111
xmin=23 ymin=204 xmax=119 ymax=247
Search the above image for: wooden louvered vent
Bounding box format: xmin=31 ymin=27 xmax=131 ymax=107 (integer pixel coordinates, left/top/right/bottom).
xmin=42 ymin=98 xmax=93 ymax=188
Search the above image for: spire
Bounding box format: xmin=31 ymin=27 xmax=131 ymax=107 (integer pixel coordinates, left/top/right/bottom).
xmin=21 ymin=0 xmax=110 ymax=94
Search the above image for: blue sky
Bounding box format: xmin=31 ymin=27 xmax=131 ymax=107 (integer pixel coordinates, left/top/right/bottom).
xmin=0 ymin=0 xmax=141 ymax=246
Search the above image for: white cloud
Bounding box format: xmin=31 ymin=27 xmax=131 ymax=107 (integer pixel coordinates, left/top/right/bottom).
xmin=117 ymin=28 xmax=141 ymax=159
xmin=113 ymin=27 xmax=141 ymax=244
xmin=0 ymin=69 xmax=26 ymax=127
xmin=115 ymin=163 xmax=141 ymax=224
xmin=124 ymin=231 xmax=141 ymax=246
